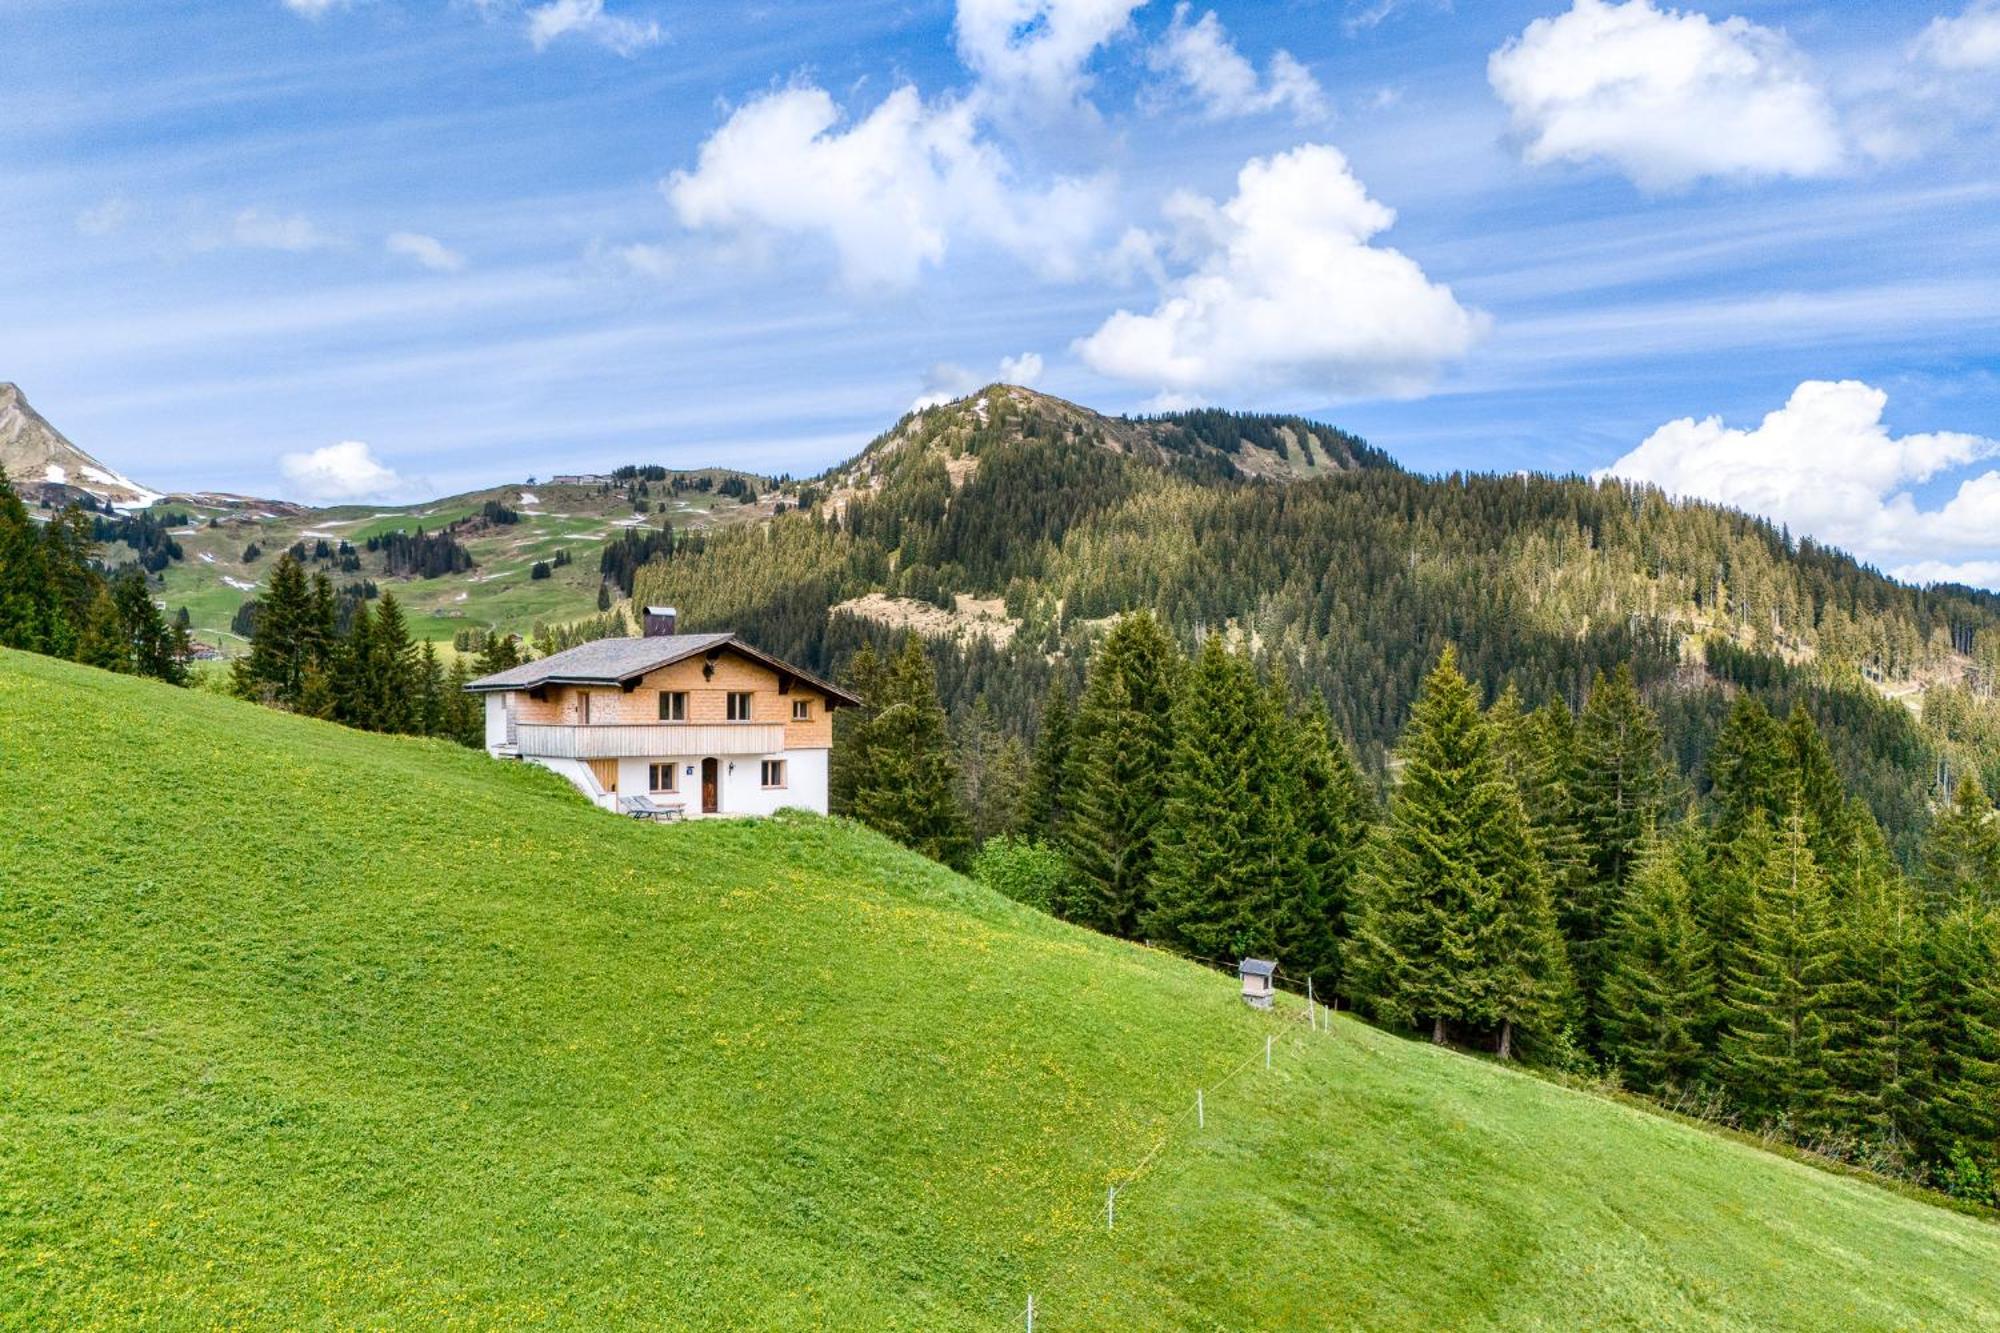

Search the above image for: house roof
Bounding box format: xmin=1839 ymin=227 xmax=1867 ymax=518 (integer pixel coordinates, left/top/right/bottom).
xmin=1238 ymin=958 xmax=1277 ymax=978
xmin=463 ymin=631 xmax=862 ymax=706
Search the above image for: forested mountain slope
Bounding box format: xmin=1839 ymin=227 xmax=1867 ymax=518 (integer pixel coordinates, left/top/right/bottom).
xmin=5 ymin=649 xmax=1999 ymax=1329
xmin=635 ymin=385 xmax=2000 ymax=861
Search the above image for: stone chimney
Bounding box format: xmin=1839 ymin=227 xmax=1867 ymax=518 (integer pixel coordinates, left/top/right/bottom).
xmin=643 ymin=606 xmax=678 ymax=637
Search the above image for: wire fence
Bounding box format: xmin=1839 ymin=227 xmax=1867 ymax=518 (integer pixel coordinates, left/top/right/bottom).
xmin=997 ymin=963 xmax=1343 ymax=1331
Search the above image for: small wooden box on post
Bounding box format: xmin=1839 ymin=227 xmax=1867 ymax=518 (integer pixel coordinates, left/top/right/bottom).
xmin=1239 ymin=958 xmax=1276 ymax=1009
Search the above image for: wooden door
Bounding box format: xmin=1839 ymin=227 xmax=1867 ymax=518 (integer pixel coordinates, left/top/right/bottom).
xmin=701 ymin=758 xmax=719 ymax=813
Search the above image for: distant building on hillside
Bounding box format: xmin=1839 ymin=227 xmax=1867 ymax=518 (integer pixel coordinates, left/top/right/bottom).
xmin=549 ymin=473 xmax=613 ymax=486
xmin=463 ymin=607 xmax=861 ymax=819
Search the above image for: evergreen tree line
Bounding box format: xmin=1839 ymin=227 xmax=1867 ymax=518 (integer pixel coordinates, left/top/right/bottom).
xmin=0 ymin=469 xmax=191 ymax=683
xmin=89 ymin=508 xmax=188 ymax=573
xmin=230 ymin=552 xmax=487 ymax=745
xmin=366 ymin=526 xmax=474 ymax=578
xmin=631 ymin=410 xmax=2000 ymax=866
xmin=830 ymin=612 xmax=2000 ymax=1201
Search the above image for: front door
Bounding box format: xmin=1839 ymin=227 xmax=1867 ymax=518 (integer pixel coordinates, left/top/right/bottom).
xmin=701 ymin=757 xmax=719 ymax=814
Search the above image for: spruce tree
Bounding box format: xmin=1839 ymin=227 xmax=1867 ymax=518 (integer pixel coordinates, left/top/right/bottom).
xmin=1600 ymin=831 xmax=1716 ymax=1093
xmin=0 ymin=467 xmax=55 ymax=651
xmin=1062 ymin=612 xmax=1179 ymax=937
xmin=959 ymin=700 xmax=1028 ymax=845
xmin=1830 ymin=865 xmax=1931 ymax=1152
xmin=1707 ymin=695 xmax=1791 ymax=843
xmin=848 ymin=636 xmax=972 ymax=870
xmin=1922 ymin=900 xmax=2000 ymax=1160
xmin=1355 ymin=648 xmax=1567 ymax=1054
xmin=1718 ymin=809 xmax=1843 ymax=1131
xmin=1022 ymin=678 xmax=1074 ymax=842
xmin=1695 ymin=807 xmax=1773 ymax=1004
xmin=306 ymin=571 xmax=338 ymax=673
xmin=110 ymin=568 xmax=183 ymax=685
xmin=828 ymin=643 xmax=886 ymax=818
xmin=415 ymin=640 xmax=445 ymax=737
xmin=1569 ymin=665 xmax=1671 ymax=1019
xmin=1147 ymin=636 xmax=1274 ymax=960
xmin=1493 ymin=690 xmax=1596 ymax=1024
xmin=444 ymin=656 xmax=481 ymax=748
xmin=1283 ymin=696 xmax=1372 ymax=1000
xmin=75 ymin=586 xmax=128 ymax=672
xmin=1784 ymin=704 xmax=1854 ymax=871
xmin=369 ymin=592 xmax=418 ymax=734
xmin=474 ymin=631 xmax=523 ymax=676
xmin=38 ymin=503 xmax=99 ymax=658
xmin=334 ymin=601 xmax=377 ymax=730
xmin=234 ymin=553 xmax=311 ymax=704
xmin=1920 ymin=774 xmax=2000 ymax=915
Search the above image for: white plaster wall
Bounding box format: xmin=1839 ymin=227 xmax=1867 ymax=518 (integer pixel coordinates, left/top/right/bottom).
xmin=484 ymin=693 xmax=511 ymax=754
xmin=611 ymin=747 xmax=828 ymax=818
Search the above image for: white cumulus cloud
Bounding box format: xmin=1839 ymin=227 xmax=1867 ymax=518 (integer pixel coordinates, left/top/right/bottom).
xmin=1914 ymin=0 xmax=2000 ymax=71
xmin=954 ymin=0 xmax=1145 ymax=116
xmin=910 ymin=351 xmax=1046 ymax=411
xmin=386 ymin=231 xmax=466 ymax=272
xmin=1073 ymin=143 xmax=1485 ymax=400
xmin=666 ymin=84 xmax=1109 ymax=292
xmin=1487 ymin=0 xmax=1845 ymax=191
xmin=282 ymin=0 xmax=347 ymax=16
xmin=1149 ymin=4 xmax=1328 ymax=121
xmin=1600 ymin=380 xmax=2000 ymax=584
xmin=279 ymin=441 xmax=409 ymax=503
xmin=999 ymin=351 xmax=1045 ymax=386
xmin=525 ymin=0 xmax=661 ymax=55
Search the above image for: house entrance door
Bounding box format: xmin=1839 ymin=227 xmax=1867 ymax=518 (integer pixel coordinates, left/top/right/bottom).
xmin=701 ymin=758 xmax=719 ymax=813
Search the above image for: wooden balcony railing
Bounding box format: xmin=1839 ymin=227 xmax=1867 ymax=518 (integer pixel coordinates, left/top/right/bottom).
xmin=513 ymin=722 xmax=786 ymax=760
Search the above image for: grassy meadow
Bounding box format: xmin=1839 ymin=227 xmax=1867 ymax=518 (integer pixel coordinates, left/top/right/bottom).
xmin=3 ymin=648 xmax=1999 ymax=1329
xmin=138 ymin=478 xmax=772 ymax=653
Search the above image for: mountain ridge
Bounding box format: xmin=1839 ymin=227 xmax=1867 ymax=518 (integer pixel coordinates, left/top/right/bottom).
xmin=0 ymin=382 xmax=161 ymax=509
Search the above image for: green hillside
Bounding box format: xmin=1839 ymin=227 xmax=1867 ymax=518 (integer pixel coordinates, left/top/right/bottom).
xmin=4 ymin=649 xmax=1999 ymax=1330
xmin=134 ymin=473 xmax=774 ymax=654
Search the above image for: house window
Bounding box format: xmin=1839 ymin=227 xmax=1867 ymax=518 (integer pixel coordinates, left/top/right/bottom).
xmin=792 ymin=699 xmax=811 ymax=721
xmin=648 ymin=763 xmax=677 ymax=793
xmin=761 ymin=759 xmax=787 ymax=788
xmin=727 ymin=691 xmax=754 ymax=722
xmin=659 ymin=691 xmax=687 ymax=722
xmin=578 ymin=691 xmax=592 ymax=724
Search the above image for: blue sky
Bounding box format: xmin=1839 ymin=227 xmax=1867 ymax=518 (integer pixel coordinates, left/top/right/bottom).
xmin=5 ymin=0 xmax=1999 ymax=582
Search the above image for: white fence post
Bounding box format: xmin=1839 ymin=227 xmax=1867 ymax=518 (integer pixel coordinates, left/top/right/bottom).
xmin=1026 ymin=1293 xmax=1035 ymax=1331
xmin=1197 ymin=1088 xmax=1204 ymax=1129
xmin=1266 ymin=1034 xmax=1273 ymax=1069
xmin=1107 ymin=1186 xmax=1117 ymax=1232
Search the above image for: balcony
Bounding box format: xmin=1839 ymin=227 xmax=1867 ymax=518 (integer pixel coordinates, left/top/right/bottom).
xmin=513 ymin=722 xmax=786 ymax=760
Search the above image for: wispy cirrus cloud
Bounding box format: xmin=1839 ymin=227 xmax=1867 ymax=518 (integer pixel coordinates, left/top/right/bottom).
xmin=1148 ymin=4 xmax=1327 ymax=122
xmin=228 ymin=208 xmax=340 ymax=252
xmin=386 ymin=231 xmax=466 ymax=271
xmin=525 ymin=0 xmax=661 ymax=55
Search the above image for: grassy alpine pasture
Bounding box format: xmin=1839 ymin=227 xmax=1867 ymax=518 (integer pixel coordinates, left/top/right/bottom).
xmin=140 ymin=477 xmax=775 ymax=653
xmin=4 ymin=650 xmax=1999 ymax=1330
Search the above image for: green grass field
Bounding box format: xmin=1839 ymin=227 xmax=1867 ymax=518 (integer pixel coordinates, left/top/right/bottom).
xmin=5 ymin=649 xmax=1999 ymax=1329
